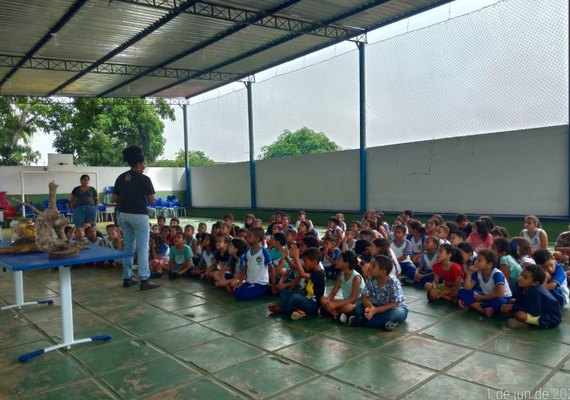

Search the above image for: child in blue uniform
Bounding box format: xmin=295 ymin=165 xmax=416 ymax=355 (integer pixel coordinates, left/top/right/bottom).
xmin=458 ymin=249 xmax=512 ymax=317
xmin=502 ymin=264 xmax=562 ymax=329
xmin=533 ymin=249 xmax=569 ymax=307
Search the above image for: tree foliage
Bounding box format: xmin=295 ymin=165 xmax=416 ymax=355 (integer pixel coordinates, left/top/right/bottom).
xmin=51 ymin=98 xmax=175 ymax=166
xmin=0 ymin=97 xmax=52 ymax=165
xmin=0 ymin=96 xmax=175 ymax=166
xmin=151 ymin=149 xmax=215 ymax=167
xmin=258 ymin=127 xmax=340 ymax=160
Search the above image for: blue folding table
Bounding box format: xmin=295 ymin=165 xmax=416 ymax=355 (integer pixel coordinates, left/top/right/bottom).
xmin=0 ymin=245 xmax=133 ymax=362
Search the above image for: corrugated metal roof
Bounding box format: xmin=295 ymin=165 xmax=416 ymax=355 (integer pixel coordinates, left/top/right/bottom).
xmin=0 ymin=0 xmax=454 ymax=98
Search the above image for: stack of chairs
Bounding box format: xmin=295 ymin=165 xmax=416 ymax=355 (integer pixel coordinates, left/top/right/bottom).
xmin=56 ymin=199 xmax=73 ymax=218
xmin=166 ymin=195 xmax=186 ymax=217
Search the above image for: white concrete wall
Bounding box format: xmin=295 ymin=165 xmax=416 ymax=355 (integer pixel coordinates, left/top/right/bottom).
xmin=2 ymin=125 xmax=568 ymax=216
xmin=190 ymin=162 xmax=250 ymax=208
xmin=256 ymin=150 xmax=360 ymax=210
xmin=367 ymin=125 xmax=568 ymax=216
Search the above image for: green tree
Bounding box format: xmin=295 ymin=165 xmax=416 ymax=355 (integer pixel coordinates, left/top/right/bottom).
xmin=0 ymin=96 xmax=53 ymax=165
xmin=258 ymin=127 xmax=340 ymax=160
xmin=51 ymin=98 xmax=175 ymax=166
xmin=151 ymin=149 xmax=215 ymax=167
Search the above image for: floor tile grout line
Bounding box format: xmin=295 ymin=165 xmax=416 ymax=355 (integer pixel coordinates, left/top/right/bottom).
xmin=529 ymin=350 xmax=570 ymax=395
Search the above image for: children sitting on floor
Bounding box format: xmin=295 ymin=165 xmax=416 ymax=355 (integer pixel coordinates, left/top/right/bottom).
xmin=234 ymin=227 xmax=274 ymax=300
xmin=167 ymin=232 xmax=194 ymax=279
xmin=502 ymin=264 xmax=562 ymax=329
xmin=390 ymin=225 xmax=416 ymax=282
xmin=319 ymin=250 xmax=364 ymax=323
xmin=521 ymin=215 xmax=548 ymax=252
xmin=492 ymin=237 xmax=522 ymax=290
xmin=149 ymin=233 xmax=170 ymax=278
xmin=342 ymin=228 xmax=356 ymax=252
xmin=348 ymin=255 xmax=408 ymax=330
xmin=532 ymin=249 xmax=569 ymax=307
xmin=321 ymin=236 xmax=341 ymax=278
xmin=268 ymin=247 xmax=325 ymax=320
xmin=426 ymin=243 xmax=464 ymax=303
xmin=413 ymin=235 xmax=439 ymax=287
xmin=458 ymin=249 xmax=512 ymax=317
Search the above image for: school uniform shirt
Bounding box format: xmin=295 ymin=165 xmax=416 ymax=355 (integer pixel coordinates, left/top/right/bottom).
xmin=406 ymin=233 xmax=426 ymax=255
xmin=521 ymin=228 xmax=544 ymax=251
xmin=432 ymin=262 xmax=465 ymax=285
xmin=198 ymin=249 xmax=215 ymax=268
xmin=550 ymin=263 xmax=569 ymax=306
xmin=419 ymin=251 xmax=437 ymax=272
xmin=244 ymin=247 xmax=272 ymax=285
xmin=363 ymin=276 xmax=407 ymax=308
xmin=322 ymin=247 xmax=341 ymax=269
xmin=169 ymin=244 xmax=193 ymax=269
xmin=390 ymin=239 xmax=413 ymax=264
xmin=470 ymin=268 xmax=512 ymax=297
xmin=512 ymin=285 xmax=562 ymax=328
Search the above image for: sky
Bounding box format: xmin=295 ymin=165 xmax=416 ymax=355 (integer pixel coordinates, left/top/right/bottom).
xmin=28 ymin=0 xmax=568 ymax=165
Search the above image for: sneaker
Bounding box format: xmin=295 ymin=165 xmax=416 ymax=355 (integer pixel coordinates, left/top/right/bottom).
xmin=506 ymin=318 xmax=529 ymax=329
xmin=348 ymin=315 xmax=366 ymax=327
xmin=149 ymin=272 xmax=162 ymax=279
xmin=384 ymin=321 xmax=399 ymax=331
xmin=168 ymin=271 xmax=180 ymax=280
xmin=339 ymin=313 xmax=349 ymax=324
xmin=140 ymin=280 xmax=160 ymax=291
xmin=123 ymin=277 xmax=138 ymax=288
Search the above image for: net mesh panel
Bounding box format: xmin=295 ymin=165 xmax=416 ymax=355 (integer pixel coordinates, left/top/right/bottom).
xmin=366 ymin=0 xmax=569 ymax=147
xmin=184 ymin=0 xmax=568 ymax=161
xmin=252 ymin=50 xmax=360 ymax=157
xmin=188 ymin=88 xmax=249 ymax=163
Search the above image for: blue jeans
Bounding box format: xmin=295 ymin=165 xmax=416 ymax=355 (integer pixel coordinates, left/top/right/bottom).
xmin=279 ymin=290 xmax=318 ymax=316
xmin=118 ymin=212 xmax=150 ymax=281
xmin=355 ymin=303 xmax=408 ymax=328
xmin=73 ymin=205 xmax=97 ymax=227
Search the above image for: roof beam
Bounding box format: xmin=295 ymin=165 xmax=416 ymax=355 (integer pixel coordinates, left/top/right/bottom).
xmin=117 ymin=0 xmax=363 ymax=40
xmin=46 ymin=0 xmax=201 ymax=96
xmin=0 ymin=0 xmax=88 ymax=90
xmin=182 ymin=0 xmax=457 ymax=99
xmin=98 ymin=0 xmax=303 ymax=97
xmin=0 ymin=54 xmax=245 ymax=82
xmin=142 ymin=0 xmax=390 ymax=97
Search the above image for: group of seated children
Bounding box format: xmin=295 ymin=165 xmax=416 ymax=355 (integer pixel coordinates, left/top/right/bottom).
xmin=84 ymin=210 xmax=569 ymax=331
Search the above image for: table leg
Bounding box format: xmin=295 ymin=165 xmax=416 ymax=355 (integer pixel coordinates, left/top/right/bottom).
xmin=18 ymin=266 xmax=111 ymax=362
xmin=1 ymin=271 xmax=54 ymax=311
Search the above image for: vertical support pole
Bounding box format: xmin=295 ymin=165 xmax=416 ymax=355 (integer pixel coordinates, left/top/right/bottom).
xmin=14 ymin=271 xmax=24 ymax=306
xmin=20 ymin=171 xmax=26 ymax=217
xmin=358 ymin=42 xmax=367 ymax=213
xmin=59 ymin=266 xmax=74 ymax=344
xmin=182 ymin=104 xmax=191 ymax=209
xmin=246 ymin=81 xmax=257 ymax=209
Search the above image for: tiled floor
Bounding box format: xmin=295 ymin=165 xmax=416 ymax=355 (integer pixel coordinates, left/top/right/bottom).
xmin=1 ymin=266 xmax=569 ymax=399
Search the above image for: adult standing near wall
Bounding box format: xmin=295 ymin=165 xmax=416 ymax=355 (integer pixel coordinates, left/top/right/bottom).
xmin=112 ymin=146 xmax=159 ymax=290
xmin=69 ymin=175 xmax=98 ymax=227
